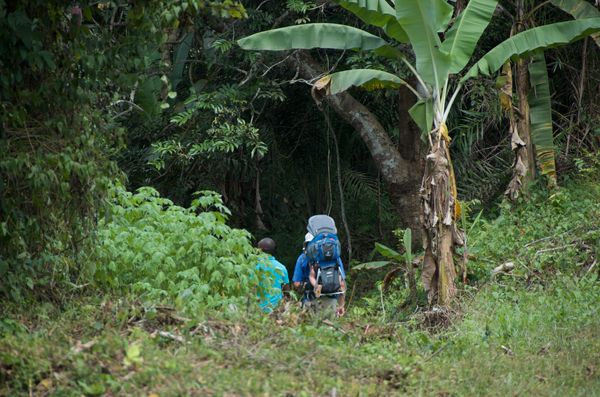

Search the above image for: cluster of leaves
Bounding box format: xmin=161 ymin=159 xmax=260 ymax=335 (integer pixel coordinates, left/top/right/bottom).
xmin=150 ymin=86 xmax=268 ymax=171
xmin=161 ymin=0 xmax=247 ymax=26
xmin=92 ymin=185 xmax=265 ymax=312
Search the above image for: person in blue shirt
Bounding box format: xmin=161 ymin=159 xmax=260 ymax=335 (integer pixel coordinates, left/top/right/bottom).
xmin=292 ymin=233 xmax=346 ymax=307
xmin=255 ymin=237 xmax=289 ymax=312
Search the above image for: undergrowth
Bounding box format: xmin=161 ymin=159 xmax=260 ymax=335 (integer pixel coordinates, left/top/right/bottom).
xmin=1 ymin=175 xmax=599 ymax=396
xmin=91 ymin=185 xmax=268 ymax=313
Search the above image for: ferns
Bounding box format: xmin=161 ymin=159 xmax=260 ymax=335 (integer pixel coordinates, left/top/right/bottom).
xmin=343 ymin=168 xmax=379 ymax=201
xmin=449 ymin=78 xmax=512 ymax=202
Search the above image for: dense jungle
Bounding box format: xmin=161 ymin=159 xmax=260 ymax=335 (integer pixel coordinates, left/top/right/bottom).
xmin=1 ymin=0 xmax=600 ymax=395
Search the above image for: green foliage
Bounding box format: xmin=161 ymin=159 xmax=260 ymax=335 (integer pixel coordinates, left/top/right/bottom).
xmin=149 ymin=86 xmax=268 ymax=171
xmin=0 ymin=1 xmax=169 ymax=299
xmin=528 ymin=52 xmax=557 ymax=183
xmin=334 ymin=0 xmax=408 ymax=43
xmin=160 ymin=0 xmax=248 ymax=25
xmin=356 ymin=228 xmax=413 ymax=270
xmin=466 ymin=177 xmax=600 ymax=282
xmin=440 ymin=0 xmax=499 ymax=73
xmin=1 ymin=175 xmax=599 ymax=395
xmin=466 ymin=17 xmax=600 ymax=79
xmin=316 ymin=69 xmax=408 ymax=94
xmin=550 ymin=0 xmax=600 ymax=46
xmin=92 ymin=185 xmax=263 ymax=312
xmin=417 ymin=274 xmax=600 ymax=396
xmin=0 ymin=0 xmax=257 ymax=301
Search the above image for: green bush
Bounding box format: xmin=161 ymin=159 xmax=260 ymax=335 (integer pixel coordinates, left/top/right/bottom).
xmin=92 ymin=186 xmax=263 ymax=312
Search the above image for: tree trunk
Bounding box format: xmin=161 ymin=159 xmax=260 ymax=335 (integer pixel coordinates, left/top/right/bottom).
xmin=292 ymin=51 xmax=424 ymax=244
xmin=514 ymin=0 xmax=536 ymax=192
xmin=503 ymin=60 xmax=529 ymax=201
xmin=516 ymin=58 xmax=535 ymax=185
xmin=420 ymin=122 xmax=460 ymax=307
xmin=397 ymin=83 xmax=426 ymax=248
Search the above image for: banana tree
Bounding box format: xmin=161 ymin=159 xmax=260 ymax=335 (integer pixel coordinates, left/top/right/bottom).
xmin=238 ymin=0 xmax=600 ymax=307
xmin=504 ymin=0 xmax=600 ymax=199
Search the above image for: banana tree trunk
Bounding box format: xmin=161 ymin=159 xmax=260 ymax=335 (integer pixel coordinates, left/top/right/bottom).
xmin=505 ymin=0 xmax=536 ymax=200
xmin=421 ymin=122 xmax=461 ymax=306
xmin=516 ymin=57 xmax=536 ymax=187
xmin=502 ymin=61 xmax=529 ymax=201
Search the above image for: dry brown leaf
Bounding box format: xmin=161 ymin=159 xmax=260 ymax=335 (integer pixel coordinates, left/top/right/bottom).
xmin=71 ymin=339 xmax=96 ymax=353
xmin=511 ymin=128 xmax=526 ymax=149
xmin=37 ymin=378 xmax=52 ymax=390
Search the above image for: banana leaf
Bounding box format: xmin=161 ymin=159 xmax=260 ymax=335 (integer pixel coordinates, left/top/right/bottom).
xmin=395 ymin=0 xmax=454 ymax=89
xmin=374 ymin=242 xmax=403 ymax=262
xmin=441 ymin=0 xmax=499 ymax=73
xmin=335 ymin=0 xmax=409 ymax=43
xmin=353 ymin=261 xmax=393 ymax=270
xmin=550 ymin=0 xmax=600 ymax=47
xmin=528 ymin=52 xmax=557 ymax=186
xmin=314 ymin=69 xmax=408 ymax=95
xmin=409 ymin=98 xmax=434 ymax=136
xmin=237 ymin=23 xmax=387 ymax=51
xmin=464 ymin=17 xmax=600 ymax=80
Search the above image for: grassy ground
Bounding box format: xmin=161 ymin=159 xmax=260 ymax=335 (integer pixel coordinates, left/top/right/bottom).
xmin=2 ymin=178 xmax=599 ymax=396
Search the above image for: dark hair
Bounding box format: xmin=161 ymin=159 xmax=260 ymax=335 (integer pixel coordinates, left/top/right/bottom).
xmin=257 ymin=237 xmax=276 ymax=254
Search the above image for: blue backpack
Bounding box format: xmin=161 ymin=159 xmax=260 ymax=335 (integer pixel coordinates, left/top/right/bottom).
xmin=306 ymin=215 xmax=342 ymax=294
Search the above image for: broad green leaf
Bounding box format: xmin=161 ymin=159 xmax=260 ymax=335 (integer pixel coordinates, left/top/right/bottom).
xmin=316 ymin=69 xmax=407 ymax=95
xmin=374 ymin=242 xmax=403 ymax=262
xmin=353 ymin=260 xmax=393 ymax=270
xmin=372 ymin=44 xmax=409 ymax=60
xmin=335 ymin=0 xmax=409 ymax=42
xmin=464 ymin=18 xmax=600 ymax=80
xmin=550 ymin=0 xmax=600 ymax=47
xmin=409 ymin=98 xmax=434 ymax=136
xmin=441 ymin=0 xmax=499 ymax=73
xmin=550 ymin=0 xmax=600 ymax=19
xmin=237 ymin=23 xmax=387 ymax=51
xmin=528 ymin=52 xmax=557 ymax=185
xmin=395 ymin=0 xmax=453 ymax=89
xmin=170 ymin=32 xmax=193 ymax=90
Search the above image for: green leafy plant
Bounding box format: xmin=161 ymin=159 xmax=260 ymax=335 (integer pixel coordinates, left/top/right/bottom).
xmin=355 ymin=228 xmax=418 ymax=301
xmin=92 ymin=185 xmax=265 ymax=312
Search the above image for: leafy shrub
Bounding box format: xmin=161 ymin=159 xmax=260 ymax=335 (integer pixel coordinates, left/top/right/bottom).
xmin=92 ymin=186 xmax=263 ymax=312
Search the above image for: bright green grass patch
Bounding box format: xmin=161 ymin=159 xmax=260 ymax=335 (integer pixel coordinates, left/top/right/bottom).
xmin=411 ymin=276 xmax=600 ymax=396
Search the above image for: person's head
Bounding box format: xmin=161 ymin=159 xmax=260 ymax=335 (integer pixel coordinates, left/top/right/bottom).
xmin=257 ymin=237 xmax=276 ymax=255
xmin=303 ymin=232 xmax=314 ymax=251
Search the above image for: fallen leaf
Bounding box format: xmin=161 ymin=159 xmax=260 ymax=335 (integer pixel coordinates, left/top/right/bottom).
xmin=501 ymin=345 xmax=514 ymax=356
xmin=37 ymin=378 xmax=52 ymax=390
xmin=586 ymin=365 xmax=595 ymax=378
xmin=71 ymin=339 xmax=97 ymax=353
xmin=537 ymin=344 xmax=550 ymax=355
xmin=158 ymin=331 xmax=184 ymax=343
